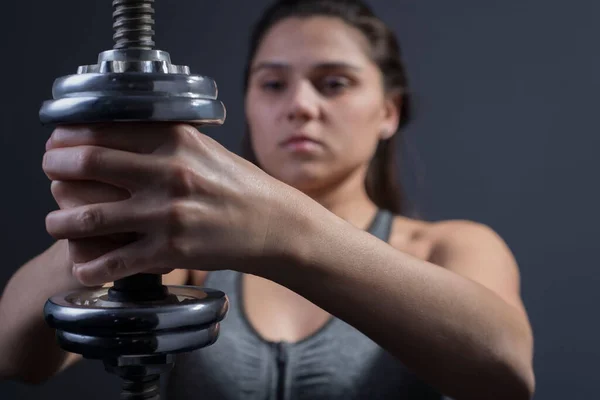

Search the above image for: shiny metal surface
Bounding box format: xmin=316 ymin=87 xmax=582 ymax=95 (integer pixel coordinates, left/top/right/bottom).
xmin=113 ymin=0 xmax=155 ymax=50
xmin=51 ymin=73 xmax=217 ymax=99
xmin=45 ymin=285 xmax=227 ymax=359
xmin=40 ymin=2 xmax=229 ymax=392
xmin=99 ymin=49 xmax=170 ymax=62
xmin=40 ymin=96 xmax=226 ymax=126
xmin=78 ymin=49 xmax=190 ymax=74
xmin=78 ymin=61 xmax=190 ymax=74
xmin=39 ymin=47 xmax=226 ymax=127
xmin=56 ymin=322 xmax=220 ymax=359
xmin=44 ymin=286 xmax=228 ymax=333
xmin=108 ymin=354 xmax=175 ymax=368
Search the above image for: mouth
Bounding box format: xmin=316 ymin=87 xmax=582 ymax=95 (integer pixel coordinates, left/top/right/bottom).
xmin=280 ymin=135 xmax=324 ymax=153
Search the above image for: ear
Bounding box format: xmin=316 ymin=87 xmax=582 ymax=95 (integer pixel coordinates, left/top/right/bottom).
xmin=379 ymin=91 xmax=402 ymax=140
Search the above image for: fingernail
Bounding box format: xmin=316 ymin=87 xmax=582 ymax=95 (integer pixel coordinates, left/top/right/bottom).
xmin=72 ymin=263 xmax=82 ymax=277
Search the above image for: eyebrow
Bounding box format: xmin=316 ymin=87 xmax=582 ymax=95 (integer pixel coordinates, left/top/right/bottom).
xmin=250 ymin=61 xmax=362 ymax=74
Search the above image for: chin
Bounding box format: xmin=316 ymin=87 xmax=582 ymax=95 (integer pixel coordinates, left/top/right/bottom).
xmin=258 ymin=153 xmax=348 ymax=192
xmin=277 ymin=173 xmax=321 ymax=191
xmin=281 ymin=171 xmax=352 ymax=198
xmin=269 ymin=165 xmax=329 ymax=192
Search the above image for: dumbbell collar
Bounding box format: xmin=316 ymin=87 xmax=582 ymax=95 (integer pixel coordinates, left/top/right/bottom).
xmin=78 ymin=49 xmax=191 ymax=74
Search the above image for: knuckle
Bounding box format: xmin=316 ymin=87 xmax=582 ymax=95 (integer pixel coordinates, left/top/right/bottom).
xmin=104 ymin=257 xmax=128 ymax=278
xmin=167 ymin=160 xmax=198 ymax=197
xmin=77 ymin=207 xmax=104 ymax=233
xmin=76 ymin=147 xmax=102 ymax=175
xmin=173 ymin=125 xmax=211 ymax=152
xmin=171 ymin=124 xmax=197 ymax=144
xmin=162 ymin=235 xmax=189 ymax=258
xmin=164 ymin=200 xmax=189 ymax=230
xmin=80 ymin=125 xmax=102 ymax=141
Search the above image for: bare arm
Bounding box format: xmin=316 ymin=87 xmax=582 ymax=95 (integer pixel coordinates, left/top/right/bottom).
xmin=36 ymin=124 xmax=533 ymax=395
xmin=255 ymin=209 xmax=535 ymax=400
xmin=0 ymin=240 xmax=84 ymax=384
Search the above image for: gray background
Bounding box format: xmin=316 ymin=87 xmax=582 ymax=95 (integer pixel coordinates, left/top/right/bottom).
xmin=1 ymin=0 xmax=596 ymax=398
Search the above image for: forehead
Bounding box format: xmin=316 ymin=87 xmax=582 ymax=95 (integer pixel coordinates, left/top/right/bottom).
xmin=252 ymin=16 xmax=372 ymax=68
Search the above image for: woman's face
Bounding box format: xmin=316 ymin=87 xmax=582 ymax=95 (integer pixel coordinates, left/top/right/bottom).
xmin=245 ymin=16 xmax=399 ymax=193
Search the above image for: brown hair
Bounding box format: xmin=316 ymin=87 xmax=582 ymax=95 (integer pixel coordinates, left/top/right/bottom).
xmin=240 ymin=0 xmax=412 ymax=215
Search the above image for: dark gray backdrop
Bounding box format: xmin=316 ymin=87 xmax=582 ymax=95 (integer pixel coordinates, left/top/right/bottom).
xmin=1 ymin=0 xmax=596 ymax=399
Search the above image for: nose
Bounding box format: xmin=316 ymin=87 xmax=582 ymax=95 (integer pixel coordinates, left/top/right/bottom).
xmin=286 ymin=80 xmax=320 ymax=123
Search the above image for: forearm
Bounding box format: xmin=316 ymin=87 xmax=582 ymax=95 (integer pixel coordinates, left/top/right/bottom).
xmin=256 ymin=207 xmax=534 ymax=400
xmin=0 ymin=240 xmax=83 ymax=383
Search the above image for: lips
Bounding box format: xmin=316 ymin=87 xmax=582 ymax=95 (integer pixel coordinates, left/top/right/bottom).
xmin=280 ymin=134 xmax=322 ymax=146
xmin=280 ymin=134 xmax=324 ymax=153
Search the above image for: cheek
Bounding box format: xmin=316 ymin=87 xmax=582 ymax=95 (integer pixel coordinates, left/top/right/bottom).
xmin=333 ymin=93 xmax=383 ymax=152
xmin=347 ymin=88 xmax=385 ymax=126
xmin=246 ymin=100 xmax=277 ymax=150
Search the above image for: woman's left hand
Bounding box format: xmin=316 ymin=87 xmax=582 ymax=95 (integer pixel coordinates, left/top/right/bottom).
xmin=43 ymin=123 xmax=306 ymax=286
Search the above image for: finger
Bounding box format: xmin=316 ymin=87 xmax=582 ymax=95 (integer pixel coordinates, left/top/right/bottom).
xmin=46 ymin=123 xmax=187 ymax=153
xmin=50 ymin=181 xmax=138 ymax=262
xmin=43 ymin=146 xmax=161 ymax=190
xmin=46 ymin=200 xmax=151 ymax=240
xmin=68 ymin=235 xmax=138 ymax=264
xmin=51 ymin=180 xmax=130 ymax=209
xmin=72 ymin=237 xmax=161 ymax=286
xmin=146 ymin=267 xmax=175 ymax=275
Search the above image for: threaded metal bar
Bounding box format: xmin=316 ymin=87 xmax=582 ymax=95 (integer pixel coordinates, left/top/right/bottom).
xmin=121 ymin=374 xmax=161 ymax=399
xmin=113 ymin=0 xmax=155 ymax=50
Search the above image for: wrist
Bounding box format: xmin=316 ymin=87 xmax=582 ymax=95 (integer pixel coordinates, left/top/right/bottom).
xmin=250 ymin=189 xmax=336 ymax=281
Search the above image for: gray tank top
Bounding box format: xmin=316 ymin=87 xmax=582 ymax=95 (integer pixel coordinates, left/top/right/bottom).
xmin=165 ymin=209 xmax=443 ymax=400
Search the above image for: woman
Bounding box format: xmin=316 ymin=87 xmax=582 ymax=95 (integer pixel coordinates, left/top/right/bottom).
xmin=0 ymin=0 xmax=535 ymax=399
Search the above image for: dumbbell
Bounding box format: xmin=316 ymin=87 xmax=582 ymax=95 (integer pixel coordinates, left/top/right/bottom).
xmin=39 ymin=1 xmax=229 ymax=398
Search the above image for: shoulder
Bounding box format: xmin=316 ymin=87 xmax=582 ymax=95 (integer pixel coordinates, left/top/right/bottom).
xmin=426 ymin=219 xmax=528 ymax=315
xmin=388 ymin=216 xmax=515 ymax=266
xmin=428 ymin=218 xmax=502 ymax=242
xmin=427 ymin=219 xmax=514 ymax=262
xmin=391 ymin=215 xmax=508 ymax=248
xmin=424 ymin=219 xmax=522 ymax=299
xmin=389 ymin=215 xmax=526 ymax=314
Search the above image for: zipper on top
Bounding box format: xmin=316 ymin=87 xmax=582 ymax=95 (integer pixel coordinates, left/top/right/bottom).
xmin=274 ymin=341 xmax=288 ymax=400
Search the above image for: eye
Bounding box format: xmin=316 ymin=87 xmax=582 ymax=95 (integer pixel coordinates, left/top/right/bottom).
xmin=318 ymin=76 xmax=352 ymax=95
xmin=261 ymin=80 xmax=286 ymax=92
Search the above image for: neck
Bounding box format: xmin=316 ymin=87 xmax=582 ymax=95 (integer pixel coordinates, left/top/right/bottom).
xmin=303 ymin=166 xmax=379 ymax=231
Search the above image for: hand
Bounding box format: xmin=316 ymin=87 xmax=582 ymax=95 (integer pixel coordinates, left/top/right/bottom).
xmin=43 ymin=123 xmax=302 ymax=286
xmin=46 ymin=125 xmax=174 ymax=277
xmin=49 ymin=166 xmax=174 ymax=277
